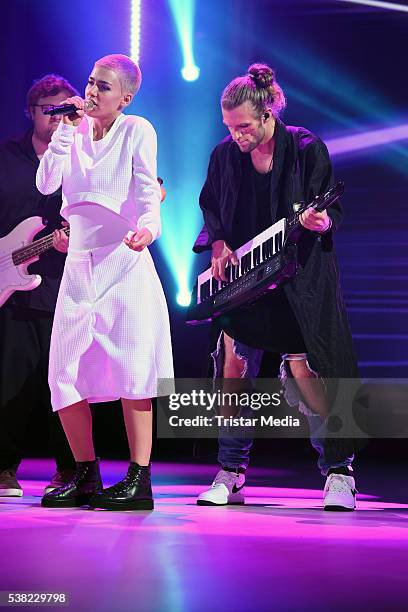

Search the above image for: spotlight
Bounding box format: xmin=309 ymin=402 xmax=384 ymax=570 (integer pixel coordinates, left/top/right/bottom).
xmin=168 ymin=0 xmax=199 ymax=82
xmin=176 ymin=289 xmax=192 ymax=307
xmin=327 ymin=124 xmax=408 ymax=156
xmin=181 ymin=65 xmax=200 ymax=82
xmin=130 ymin=0 xmax=141 ymax=63
xmin=338 ymin=0 xmax=408 ymax=12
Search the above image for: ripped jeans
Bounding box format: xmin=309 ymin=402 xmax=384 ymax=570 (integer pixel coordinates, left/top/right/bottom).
xmin=212 ymin=332 xmax=354 ymax=476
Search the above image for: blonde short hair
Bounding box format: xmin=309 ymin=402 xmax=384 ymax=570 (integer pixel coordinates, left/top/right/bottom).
xmin=95 ymin=54 xmax=142 ymax=96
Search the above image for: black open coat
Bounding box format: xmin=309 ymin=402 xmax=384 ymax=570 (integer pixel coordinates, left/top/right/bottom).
xmin=193 ymin=119 xmax=359 ymax=379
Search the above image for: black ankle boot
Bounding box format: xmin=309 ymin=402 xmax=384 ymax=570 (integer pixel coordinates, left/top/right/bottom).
xmin=41 ymin=459 xmax=102 ymax=508
xmin=89 ymin=462 xmax=153 ymax=511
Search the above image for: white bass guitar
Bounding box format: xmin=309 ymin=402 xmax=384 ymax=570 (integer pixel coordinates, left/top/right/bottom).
xmin=0 ymin=217 xmax=69 ymax=307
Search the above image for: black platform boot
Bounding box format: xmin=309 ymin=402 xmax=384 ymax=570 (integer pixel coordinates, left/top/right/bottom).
xmin=41 ymin=459 xmax=102 ymax=508
xmin=89 ymin=462 xmax=153 ymax=511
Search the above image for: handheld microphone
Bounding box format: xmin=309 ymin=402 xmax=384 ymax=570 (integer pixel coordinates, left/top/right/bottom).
xmin=44 ymin=99 xmax=95 ymax=116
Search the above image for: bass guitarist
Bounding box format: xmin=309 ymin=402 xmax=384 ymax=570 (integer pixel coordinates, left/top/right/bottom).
xmin=0 ymin=74 xmax=78 ymax=497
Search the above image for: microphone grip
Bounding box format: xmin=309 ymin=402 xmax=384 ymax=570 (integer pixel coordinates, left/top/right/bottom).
xmin=44 ymin=99 xmax=94 ymax=116
xmin=45 ymin=104 xmax=77 ymax=116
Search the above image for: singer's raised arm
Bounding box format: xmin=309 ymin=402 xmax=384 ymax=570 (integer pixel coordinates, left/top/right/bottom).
xmin=36 ymin=122 xmax=76 ymax=194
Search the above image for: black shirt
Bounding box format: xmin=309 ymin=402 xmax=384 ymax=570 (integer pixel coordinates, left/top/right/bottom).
xmin=231 ymin=154 xmax=273 ymax=250
xmin=0 ymin=130 xmax=66 ymax=311
xmin=219 ymin=150 xmax=306 ymax=353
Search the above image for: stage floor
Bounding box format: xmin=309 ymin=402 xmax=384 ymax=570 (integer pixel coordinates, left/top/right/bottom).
xmin=1 ymin=459 xmax=408 ymax=612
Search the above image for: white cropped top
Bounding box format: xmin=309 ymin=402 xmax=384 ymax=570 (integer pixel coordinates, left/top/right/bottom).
xmin=36 ymin=114 xmax=162 ymax=243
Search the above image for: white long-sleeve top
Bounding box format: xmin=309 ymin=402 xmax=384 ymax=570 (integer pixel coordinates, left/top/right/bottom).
xmin=36 ymin=114 xmax=162 ymax=242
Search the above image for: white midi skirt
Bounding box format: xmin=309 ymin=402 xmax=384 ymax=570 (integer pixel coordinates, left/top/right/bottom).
xmin=49 ymin=241 xmax=174 ymax=411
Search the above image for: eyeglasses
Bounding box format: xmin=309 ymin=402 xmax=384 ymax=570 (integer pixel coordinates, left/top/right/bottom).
xmin=31 ymin=104 xmax=60 ymax=115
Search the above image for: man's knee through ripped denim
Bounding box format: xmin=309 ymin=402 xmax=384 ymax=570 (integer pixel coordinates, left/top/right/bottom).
xmin=211 ymin=332 xmax=264 ymax=381
xmin=279 ymin=353 xmax=321 ymax=418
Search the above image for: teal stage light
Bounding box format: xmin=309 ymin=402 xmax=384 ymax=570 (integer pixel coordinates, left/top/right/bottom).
xmin=159 ymin=183 xmax=204 ymax=309
xmin=147 ymin=2 xmax=216 ymax=309
xmin=168 ymin=0 xmax=200 ymax=81
xmin=176 ymin=288 xmax=192 ymax=307
xmin=181 ymin=65 xmax=200 ymax=82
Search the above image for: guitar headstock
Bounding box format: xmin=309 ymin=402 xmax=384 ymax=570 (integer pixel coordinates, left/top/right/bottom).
xmin=312 ymin=180 xmax=345 ymax=213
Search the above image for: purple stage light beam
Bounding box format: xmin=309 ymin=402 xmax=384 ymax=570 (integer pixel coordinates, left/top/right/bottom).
xmin=326 ymin=124 xmax=408 ymax=156
xmin=338 ymin=0 xmax=408 ymax=12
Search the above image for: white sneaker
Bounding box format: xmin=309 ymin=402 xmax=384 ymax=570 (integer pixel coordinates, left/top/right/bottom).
xmin=197 ymin=469 xmax=245 ymax=506
xmin=323 ymin=473 xmax=356 ymax=511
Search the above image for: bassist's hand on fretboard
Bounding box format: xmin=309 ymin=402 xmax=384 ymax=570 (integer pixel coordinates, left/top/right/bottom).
xmin=52 ymin=221 xmax=70 ymax=254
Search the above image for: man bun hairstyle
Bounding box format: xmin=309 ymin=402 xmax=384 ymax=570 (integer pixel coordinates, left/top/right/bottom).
xmin=247 ymin=63 xmax=274 ymax=89
xmin=221 ymin=62 xmax=286 ymax=118
xmin=95 ymin=54 xmax=142 ymax=97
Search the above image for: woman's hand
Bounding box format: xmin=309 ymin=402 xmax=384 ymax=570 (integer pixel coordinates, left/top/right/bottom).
xmin=61 ymin=96 xmax=85 ymax=127
xmin=123 ymin=227 xmax=153 ymax=251
xmin=52 ymin=222 xmax=70 ymax=253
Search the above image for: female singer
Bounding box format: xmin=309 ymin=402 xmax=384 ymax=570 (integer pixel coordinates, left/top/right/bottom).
xmin=37 ymin=54 xmax=173 ymax=511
